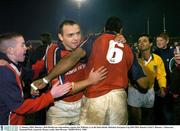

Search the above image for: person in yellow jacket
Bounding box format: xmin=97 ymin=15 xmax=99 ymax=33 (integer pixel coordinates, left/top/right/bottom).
xmin=128 ymin=34 xmax=166 ymax=125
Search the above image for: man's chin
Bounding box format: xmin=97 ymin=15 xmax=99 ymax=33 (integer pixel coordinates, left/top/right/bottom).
xmin=19 ymin=58 xmax=25 ymax=62
xmin=72 ymin=46 xmax=79 ymax=50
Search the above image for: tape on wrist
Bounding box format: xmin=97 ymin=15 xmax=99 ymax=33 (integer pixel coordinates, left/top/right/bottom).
xmin=31 ymin=83 xmax=38 ymax=91
xmin=43 ymin=77 xmax=49 ymax=84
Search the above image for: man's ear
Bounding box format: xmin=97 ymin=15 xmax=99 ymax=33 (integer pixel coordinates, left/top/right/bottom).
xmin=58 ymin=33 xmax=63 ymax=42
xmin=6 ymin=47 xmax=14 ymax=55
xmin=166 ymin=39 xmax=169 ymax=44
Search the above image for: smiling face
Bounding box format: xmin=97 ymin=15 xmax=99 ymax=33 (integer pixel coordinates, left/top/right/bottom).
xmin=58 ymin=24 xmax=81 ymax=51
xmin=156 ymin=37 xmax=168 ymax=49
xmin=156 ymin=33 xmax=169 ymax=49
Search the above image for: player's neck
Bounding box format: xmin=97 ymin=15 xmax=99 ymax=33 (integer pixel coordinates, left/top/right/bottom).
xmin=141 ymin=50 xmax=151 ymax=61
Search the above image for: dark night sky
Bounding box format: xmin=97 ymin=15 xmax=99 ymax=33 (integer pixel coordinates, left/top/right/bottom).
xmin=0 ymin=0 xmax=180 ymax=42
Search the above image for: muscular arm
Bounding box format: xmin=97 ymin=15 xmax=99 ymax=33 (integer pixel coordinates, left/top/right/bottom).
xmin=45 ymin=48 xmax=85 ymax=81
xmin=31 ymin=34 xmax=127 ymax=91
xmin=31 ymin=47 xmax=86 ymax=89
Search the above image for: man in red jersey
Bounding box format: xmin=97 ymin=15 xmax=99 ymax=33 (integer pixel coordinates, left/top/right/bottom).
xmin=44 ymin=20 xmax=107 ymax=125
xmin=79 ymin=16 xmax=133 ymax=125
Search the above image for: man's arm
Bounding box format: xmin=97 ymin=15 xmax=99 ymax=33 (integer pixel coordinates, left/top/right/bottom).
xmin=134 ymin=76 xmax=149 ymax=93
xmin=31 ymin=34 xmax=126 ymax=90
xmin=31 ymin=47 xmax=86 ymax=90
xmin=128 ymin=55 xmax=149 ymax=93
xmin=157 ymin=57 xmax=167 ymax=97
xmin=15 ymin=82 xmax=72 ymax=115
xmin=46 ymin=48 xmax=85 ymax=82
xmin=69 ymin=66 xmax=107 ymax=95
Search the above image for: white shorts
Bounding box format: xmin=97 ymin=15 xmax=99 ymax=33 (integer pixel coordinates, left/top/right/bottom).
xmin=128 ymin=86 xmax=155 ymax=108
xmin=46 ymin=99 xmax=82 ymax=125
xmin=79 ymin=89 xmax=128 ymax=125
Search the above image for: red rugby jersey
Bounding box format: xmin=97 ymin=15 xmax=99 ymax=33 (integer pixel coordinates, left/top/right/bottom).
xmin=46 ymin=43 xmax=85 ymax=102
xmin=84 ymin=34 xmax=133 ymax=98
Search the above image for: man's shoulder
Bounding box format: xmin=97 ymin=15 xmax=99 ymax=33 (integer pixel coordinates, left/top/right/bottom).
xmin=153 ymin=53 xmax=163 ymax=60
xmin=0 ymin=65 xmax=10 ymax=72
xmin=49 ymin=42 xmax=58 ymax=48
xmin=97 ymin=33 xmax=114 ymax=39
xmin=0 ymin=66 xmax=15 ymax=78
xmin=46 ymin=42 xmax=60 ymax=54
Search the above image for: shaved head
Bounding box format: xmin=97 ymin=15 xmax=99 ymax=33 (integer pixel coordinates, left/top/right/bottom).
xmin=0 ymin=33 xmax=23 ymax=53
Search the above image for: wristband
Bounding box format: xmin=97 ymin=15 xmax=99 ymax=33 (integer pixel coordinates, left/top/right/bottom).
xmin=43 ymin=77 xmax=49 ymax=84
xmin=31 ymin=83 xmax=38 ymax=91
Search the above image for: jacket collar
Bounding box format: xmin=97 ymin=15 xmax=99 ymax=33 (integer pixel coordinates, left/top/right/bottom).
xmin=0 ymin=51 xmax=22 ymax=71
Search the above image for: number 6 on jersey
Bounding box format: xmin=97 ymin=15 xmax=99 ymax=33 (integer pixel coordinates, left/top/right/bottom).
xmin=106 ymin=40 xmax=124 ymax=64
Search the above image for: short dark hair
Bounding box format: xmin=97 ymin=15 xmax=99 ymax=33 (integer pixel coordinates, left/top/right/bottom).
xmin=58 ymin=20 xmax=79 ymax=34
xmin=138 ymin=34 xmax=153 ymax=43
xmin=40 ymin=32 xmax=51 ymax=38
xmin=104 ymin=16 xmax=123 ymax=33
xmin=0 ymin=32 xmax=22 ymax=44
xmin=40 ymin=32 xmax=52 ymax=45
xmin=0 ymin=32 xmax=23 ymax=53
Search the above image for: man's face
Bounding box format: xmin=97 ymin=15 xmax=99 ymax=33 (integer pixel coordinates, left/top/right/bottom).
xmin=138 ymin=36 xmax=152 ymax=52
xmin=174 ymin=46 xmax=180 ymax=65
xmin=11 ymin=36 xmax=27 ymax=63
xmin=59 ymin=24 xmax=81 ymax=51
xmin=156 ymin=37 xmax=168 ymax=49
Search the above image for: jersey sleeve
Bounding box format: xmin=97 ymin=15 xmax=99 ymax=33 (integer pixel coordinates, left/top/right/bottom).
xmin=80 ymin=34 xmax=97 ymax=63
xmin=0 ymin=67 xmax=23 ymax=110
xmin=0 ymin=66 xmax=54 ymax=115
xmin=128 ymin=54 xmax=146 ymax=82
xmin=31 ymin=58 xmax=45 ymax=79
xmin=14 ymin=92 xmax=53 ymax=115
xmin=156 ymin=56 xmax=167 ymax=88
